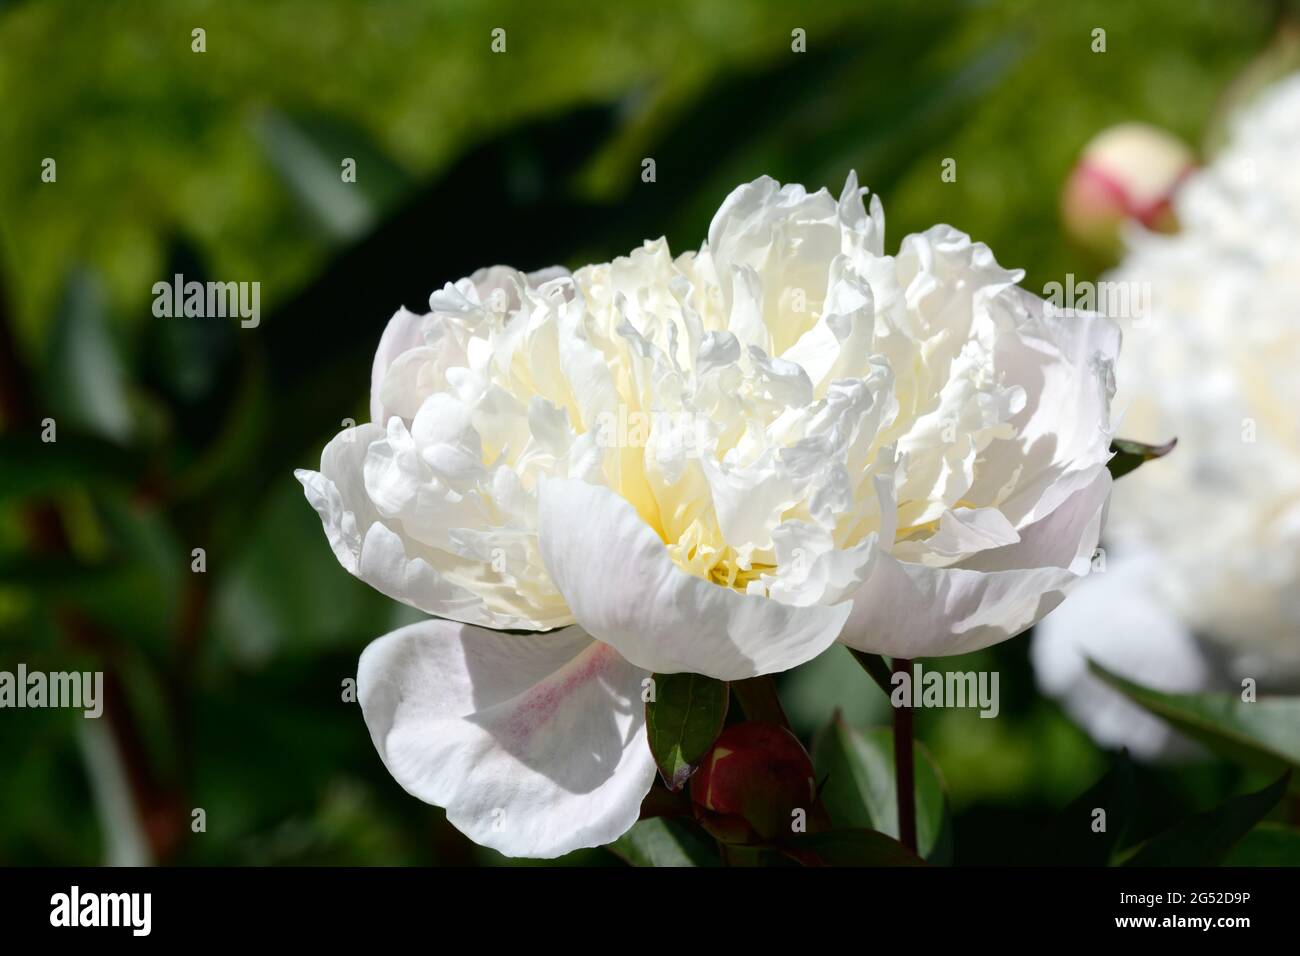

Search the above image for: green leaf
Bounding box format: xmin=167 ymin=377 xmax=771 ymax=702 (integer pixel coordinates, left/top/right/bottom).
xmin=1221 ymin=823 xmax=1300 ymax=866
xmin=811 ymin=713 xmax=952 ymax=863
xmin=1042 ymin=752 xmax=1136 ymax=866
xmin=607 ymin=817 xmax=720 ymax=867
xmin=211 ymin=479 xmax=399 ymax=663
xmin=254 ymin=108 xmax=412 ymax=242
xmin=0 ymin=554 xmax=125 ymax=595
xmin=783 ymin=828 xmax=926 ymax=867
xmin=0 ymin=433 xmax=139 ymax=502
xmin=142 ymin=239 xmax=237 ymax=407
xmin=1124 ymin=773 xmax=1290 ymax=867
xmin=1089 ymin=661 xmax=1300 ymax=771
xmin=645 ymin=673 xmax=729 ymax=791
xmin=44 ymin=269 xmax=134 ymax=443
xmin=1107 ymin=437 xmax=1176 ymax=480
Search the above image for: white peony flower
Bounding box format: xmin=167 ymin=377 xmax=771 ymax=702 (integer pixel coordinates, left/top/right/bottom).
xmin=1034 ymin=73 xmax=1300 ymax=759
xmin=298 ymin=173 xmax=1118 ymax=856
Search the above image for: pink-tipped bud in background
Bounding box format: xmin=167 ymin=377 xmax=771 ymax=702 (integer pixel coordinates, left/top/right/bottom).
xmin=1061 ymin=123 xmax=1195 ymax=260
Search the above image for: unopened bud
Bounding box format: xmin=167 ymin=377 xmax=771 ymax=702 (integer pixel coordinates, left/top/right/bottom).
xmin=690 ymin=722 xmax=818 ymax=844
xmin=1061 ymin=123 xmax=1195 ymax=261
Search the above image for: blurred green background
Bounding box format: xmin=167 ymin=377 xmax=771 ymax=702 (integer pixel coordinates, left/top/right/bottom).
xmin=0 ymin=0 xmax=1287 ymax=865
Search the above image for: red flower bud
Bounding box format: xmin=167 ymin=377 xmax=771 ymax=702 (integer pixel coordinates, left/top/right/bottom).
xmin=690 ymin=722 xmax=820 ymax=844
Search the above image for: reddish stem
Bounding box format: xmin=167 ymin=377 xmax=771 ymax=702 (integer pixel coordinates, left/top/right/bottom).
xmin=892 ymin=656 xmax=917 ymax=854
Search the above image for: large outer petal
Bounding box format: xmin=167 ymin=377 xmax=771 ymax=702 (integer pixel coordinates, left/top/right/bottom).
xmin=537 ymin=477 xmax=851 ymax=679
xmin=838 ymin=467 xmax=1111 ymax=657
xmin=358 ymin=620 xmax=655 ymax=858
xmin=295 ymin=423 xmax=569 ymax=631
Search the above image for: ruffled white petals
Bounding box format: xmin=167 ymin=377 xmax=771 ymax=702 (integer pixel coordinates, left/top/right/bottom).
xmin=910 ymin=506 xmax=1021 ymax=563
xmin=358 ymin=620 xmax=656 ymax=857
xmin=537 ymin=477 xmax=850 ymax=679
xmin=296 ymin=423 xmax=573 ymax=631
xmin=840 ymin=468 xmax=1111 ymax=657
xmin=318 ymin=174 xmax=1121 ymax=663
xmin=977 ymin=292 xmax=1120 ymax=528
xmin=781 ymin=255 xmax=877 ymax=391
xmin=314 ymin=173 xmax=1124 ymax=667
xmin=766 ymin=522 xmax=881 ymax=606
xmin=369 ymin=307 xmax=432 ymax=425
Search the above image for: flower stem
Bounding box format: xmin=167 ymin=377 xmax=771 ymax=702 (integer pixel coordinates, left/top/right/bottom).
xmin=891 ymin=656 xmax=918 ymax=854
xmin=731 ymin=676 xmax=792 ymax=729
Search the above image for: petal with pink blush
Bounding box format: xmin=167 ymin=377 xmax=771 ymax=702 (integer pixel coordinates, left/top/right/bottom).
xmin=358 ymin=619 xmax=655 ymax=858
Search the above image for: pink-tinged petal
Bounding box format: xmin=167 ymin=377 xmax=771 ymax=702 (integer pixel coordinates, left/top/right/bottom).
xmin=358 ymin=620 xmax=655 ymax=858
xmin=537 ymin=477 xmax=850 ymax=679
xmin=840 ymin=467 xmax=1111 ymax=657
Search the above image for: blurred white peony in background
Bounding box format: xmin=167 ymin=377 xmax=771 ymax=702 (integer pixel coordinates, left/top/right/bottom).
xmin=1035 ymin=73 xmax=1300 ymax=759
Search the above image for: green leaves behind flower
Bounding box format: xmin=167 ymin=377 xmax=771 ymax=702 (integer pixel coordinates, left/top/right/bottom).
xmin=1107 ymin=437 xmax=1177 ymax=480
xmin=783 ymin=828 xmax=925 ymax=867
xmin=1039 ymin=752 xmax=1136 ymax=866
xmin=0 ymin=433 xmax=138 ymax=504
xmin=1080 ymin=664 xmax=1300 ymax=866
xmin=43 ymin=269 xmax=134 ymax=444
xmin=645 ymin=673 xmax=729 ymax=791
xmin=608 ymin=817 xmax=721 ymax=868
xmin=254 ymin=108 xmax=413 ymax=243
xmin=1123 ymin=773 xmax=1291 ymax=867
xmin=812 ymin=712 xmax=953 ymax=864
xmin=1223 ymin=823 xmax=1300 ymax=866
xmin=1089 ymin=661 xmax=1300 ymax=772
